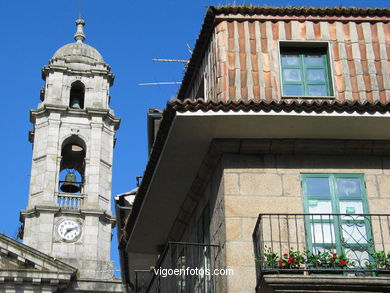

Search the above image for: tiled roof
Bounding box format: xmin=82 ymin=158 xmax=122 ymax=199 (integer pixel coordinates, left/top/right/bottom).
xmin=177 ymin=5 xmax=390 ymax=100
xmin=213 ymin=5 xmax=390 ymax=17
xmin=169 ymin=98 xmax=390 ymax=114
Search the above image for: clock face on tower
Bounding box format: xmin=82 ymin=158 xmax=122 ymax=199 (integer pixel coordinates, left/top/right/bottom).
xmin=57 ymin=219 xmax=81 ymax=241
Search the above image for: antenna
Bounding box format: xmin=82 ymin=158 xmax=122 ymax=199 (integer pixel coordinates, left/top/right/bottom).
xmin=152 ymin=58 xmax=189 ymax=64
xmin=138 ymin=82 xmax=182 ymax=86
xmin=137 ymin=45 xmax=190 ymax=87
xmin=186 ymin=43 xmax=193 ymax=55
xmin=137 ymin=58 xmax=186 ymax=86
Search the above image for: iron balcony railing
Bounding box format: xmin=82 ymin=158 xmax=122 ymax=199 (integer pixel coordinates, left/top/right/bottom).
xmin=253 ymin=213 xmax=390 ymax=287
xmin=135 ymin=270 xmax=155 ymax=293
xmin=135 ymin=242 xmax=220 ymax=293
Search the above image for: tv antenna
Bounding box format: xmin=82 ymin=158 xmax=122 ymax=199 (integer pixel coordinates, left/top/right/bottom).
xmin=137 ymin=45 xmax=191 ymax=86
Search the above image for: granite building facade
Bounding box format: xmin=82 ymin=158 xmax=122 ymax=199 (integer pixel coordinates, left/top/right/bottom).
xmin=117 ymin=5 xmax=390 ymax=293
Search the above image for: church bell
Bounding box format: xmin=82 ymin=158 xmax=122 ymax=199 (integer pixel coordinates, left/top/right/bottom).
xmin=70 ymin=97 xmax=81 ymax=109
xmin=60 ymin=172 xmax=81 ymax=193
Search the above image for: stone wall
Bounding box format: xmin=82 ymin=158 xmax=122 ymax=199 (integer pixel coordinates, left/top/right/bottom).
xmin=221 ymin=145 xmax=390 ymax=292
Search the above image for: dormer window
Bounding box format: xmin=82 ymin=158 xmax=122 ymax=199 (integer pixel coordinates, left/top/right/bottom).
xmin=280 ymin=42 xmax=334 ymax=98
xmin=69 ymin=81 xmax=85 ymax=109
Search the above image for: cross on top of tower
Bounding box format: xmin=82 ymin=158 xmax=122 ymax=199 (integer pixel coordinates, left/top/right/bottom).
xmin=74 ymin=19 xmax=86 ymax=43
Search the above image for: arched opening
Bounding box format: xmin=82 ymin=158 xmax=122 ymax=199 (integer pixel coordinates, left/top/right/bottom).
xmin=59 ymin=137 xmax=86 ymax=194
xmin=69 ymin=81 xmax=85 ymax=109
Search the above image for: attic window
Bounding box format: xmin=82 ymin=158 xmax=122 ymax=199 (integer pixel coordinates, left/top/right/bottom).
xmin=280 ymin=42 xmax=333 ymax=97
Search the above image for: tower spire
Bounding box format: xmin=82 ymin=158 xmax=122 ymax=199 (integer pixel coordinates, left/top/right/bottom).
xmin=74 ymin=19 xmax=86 ymax=43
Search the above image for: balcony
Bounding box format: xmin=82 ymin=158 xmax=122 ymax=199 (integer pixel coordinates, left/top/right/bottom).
xmin=56 ymin=192 xmax=85 ymax=210
xmin=253 ymin=213 xmax=390 ymax=291
xmin=56 ymin=180 xmax=84 ymax=210
xmin=135 ymin=242 xmax=220 ymax=293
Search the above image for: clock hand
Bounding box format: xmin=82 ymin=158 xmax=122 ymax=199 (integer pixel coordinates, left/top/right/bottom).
xmin=64 ymin=227 xmax=77 ymax=236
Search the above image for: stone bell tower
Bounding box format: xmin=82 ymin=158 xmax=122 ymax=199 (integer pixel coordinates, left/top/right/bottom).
xmin=20 ymin=19 xmax=120 ymax=280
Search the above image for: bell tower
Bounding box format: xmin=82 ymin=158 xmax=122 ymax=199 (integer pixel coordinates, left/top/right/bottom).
xmin=20 ymin=19 xmax=120 ymax=280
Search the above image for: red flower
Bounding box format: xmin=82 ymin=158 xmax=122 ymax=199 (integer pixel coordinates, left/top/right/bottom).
xmin=279 ymin=264 xmax=283 ymax=268
xmin=288 ymin=256 xmax=293 ymax=260
xmin=287 ymin=259 xmax=292 ymax=264
xmin=277 ymin=259 xmax=282 ymax=263
xmin=284 ymin=253 xmax=288 ymax=257
xmin=340 ymin=259 xmax=347 ymax=265
xmin=329 ymin=258 xmax=334 ymax=263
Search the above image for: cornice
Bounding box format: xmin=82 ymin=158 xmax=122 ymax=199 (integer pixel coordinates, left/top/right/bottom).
xmin=20 ymin=206 xmax=114 ymax=224
xmin=41 ymin=64 xmax=114 ymax=85
xmin=29 ymin=105 xmax=121 ymax=130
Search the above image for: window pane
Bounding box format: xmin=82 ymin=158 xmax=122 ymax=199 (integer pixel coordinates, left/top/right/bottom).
xmin=342 ymin=222 xmax=368 ymax=244
xmin=311 ymin=223 xmax=335 ymax=244
xmin=305 ymin=55 xmax=324 ymax=66
xmin=312 ymin=246 xmax=336 ymax=255
xmin=283 ymin=84 xmax=303 ymax=96
xmin=339 ymin=201 xmax=363 ymax=215
xmin=283 ymin=68 xmax=302 ymax=82
xmin=308 ymin=200 xmax=332 ymax=215
xmin=307 ymin=85 xmax=327 ymax=96
xmin=282 ymin=54 xmax=300 ymax=66
xmin=307 ymin=69 xmax=325 ymax=82
xmin=306 ymin=177 xmax=331 ymax=196
xmin=337 ymin=178 xmax=362 ymax=196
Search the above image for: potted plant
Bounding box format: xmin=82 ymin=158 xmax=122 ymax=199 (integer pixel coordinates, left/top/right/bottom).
xmin=306 ymin=251 xmax=352 ymax=274
xmin=365 ymin=250 xmax=390 ymax=276
xmin=278 ymin=250 xmax=305 ymax=269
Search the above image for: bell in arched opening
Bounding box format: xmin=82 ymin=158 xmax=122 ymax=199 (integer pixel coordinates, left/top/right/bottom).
xmin=59 ymin=138 xmax=86 ymax=194
xmin=69 ymin=81 xmax=85 ymax=109
xmin=60 ymin=171 xmax=81 ymax=193
xmin=70 ymin=97 xmax=81 ymax=109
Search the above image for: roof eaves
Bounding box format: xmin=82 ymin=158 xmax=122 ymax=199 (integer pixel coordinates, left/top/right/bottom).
xmin=213 ymin=5 xmax=390 ymax=17
xmin=170 ymin=98 xmax=390 ymax=114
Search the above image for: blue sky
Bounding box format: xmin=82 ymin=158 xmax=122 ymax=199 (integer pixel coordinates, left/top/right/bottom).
xmin=0 ymin=0 xmax=388 ymax=277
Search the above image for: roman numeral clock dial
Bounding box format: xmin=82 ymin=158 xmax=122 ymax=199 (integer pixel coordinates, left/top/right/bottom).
xmin=57 ymin=220 xmax=81 ymax=241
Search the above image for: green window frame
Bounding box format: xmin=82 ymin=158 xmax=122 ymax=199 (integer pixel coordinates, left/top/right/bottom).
xmin=281 ymin=47 xmax=333 ymax=97
xmin=301 ymin=174 xmax=373 ymax=268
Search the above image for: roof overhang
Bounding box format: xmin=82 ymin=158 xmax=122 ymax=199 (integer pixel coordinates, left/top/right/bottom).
xmin=125 ymin=109 xmax=390 ymax=253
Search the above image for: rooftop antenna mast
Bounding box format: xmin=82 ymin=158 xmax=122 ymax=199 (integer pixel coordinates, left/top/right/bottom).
xmin=137 ymin=45 xmax=191 ymax=86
